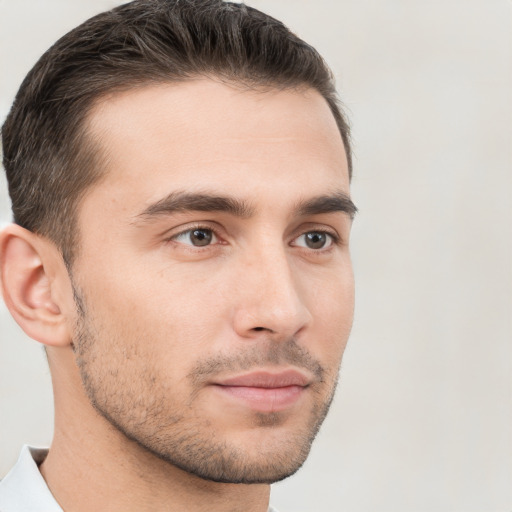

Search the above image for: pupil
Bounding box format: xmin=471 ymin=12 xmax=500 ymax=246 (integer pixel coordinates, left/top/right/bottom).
xmin=191 ymin=229 xmax=212 ymax=246
xmin=306 ymin=232 xmax=326 ymax=249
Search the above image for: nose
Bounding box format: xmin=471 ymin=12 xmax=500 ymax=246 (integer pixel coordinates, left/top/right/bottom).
xmin=231 ymin=246 xmax=312 ymax=340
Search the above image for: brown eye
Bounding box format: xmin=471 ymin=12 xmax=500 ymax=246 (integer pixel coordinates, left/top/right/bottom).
xmin=293 ymin=231 xmax=333 ymax=250
xmin=173 ymin=228 xmax=217 ymax=246
xmin=305 ymin=232 xmax=327 ymax=249
xmin=190 ymin=229 xmax=213 ymax=246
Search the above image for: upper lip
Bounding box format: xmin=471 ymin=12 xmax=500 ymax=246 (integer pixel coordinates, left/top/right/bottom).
xmin=214 ymin=369 xmax=311 ymax=388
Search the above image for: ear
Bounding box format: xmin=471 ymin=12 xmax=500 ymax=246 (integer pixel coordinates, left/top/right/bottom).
xmin=0 ymin=223 xmax=73 ymax=347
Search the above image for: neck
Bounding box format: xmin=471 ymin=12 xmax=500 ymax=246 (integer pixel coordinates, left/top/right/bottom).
xmin=40 ymin=347 xmax=271 ymax=512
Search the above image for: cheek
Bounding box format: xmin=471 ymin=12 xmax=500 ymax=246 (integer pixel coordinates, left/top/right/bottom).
xmin=81 ymin=262 xmax=229 ymax=363
xmin=308 ymin=266 xmax=354 ymax=360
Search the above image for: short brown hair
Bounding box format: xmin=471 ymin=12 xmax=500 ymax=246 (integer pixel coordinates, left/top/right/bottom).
xmin=2 ymin=0 xmax=352 ymax=265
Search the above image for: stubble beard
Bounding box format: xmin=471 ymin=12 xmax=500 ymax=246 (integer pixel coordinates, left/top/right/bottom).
xmin=71 ymin=285 xmax=340 ymax=484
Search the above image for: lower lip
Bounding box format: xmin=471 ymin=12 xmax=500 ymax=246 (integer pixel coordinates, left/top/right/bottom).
xmin=212 ymin=385 xmax=305 ymax=413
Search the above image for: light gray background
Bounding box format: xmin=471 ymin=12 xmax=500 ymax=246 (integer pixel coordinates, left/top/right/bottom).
xmin=1 ymin=1 xmax=511 ymax=511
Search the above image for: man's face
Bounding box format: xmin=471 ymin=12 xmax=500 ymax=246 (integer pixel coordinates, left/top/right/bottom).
xmin=70 ymin=80 xmax=355 ymax=483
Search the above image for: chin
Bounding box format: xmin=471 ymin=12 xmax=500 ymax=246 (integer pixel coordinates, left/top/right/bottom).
xmin=157 ymin=436 xmax=314 ymax=484
xmin=106 ymin=407 xmax=321 ymax=484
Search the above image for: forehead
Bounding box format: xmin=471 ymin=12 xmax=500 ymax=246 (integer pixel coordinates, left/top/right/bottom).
xmin=82 ymin=79 xmax=349 ymax=215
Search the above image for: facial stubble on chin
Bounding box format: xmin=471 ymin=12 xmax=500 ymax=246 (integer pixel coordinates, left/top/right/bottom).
xmin=71 ymin=283 xmax=341 ymax=484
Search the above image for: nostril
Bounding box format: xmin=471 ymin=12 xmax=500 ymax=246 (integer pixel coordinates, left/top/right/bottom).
xmin=251 ymin=326 xmax=276 ymax=334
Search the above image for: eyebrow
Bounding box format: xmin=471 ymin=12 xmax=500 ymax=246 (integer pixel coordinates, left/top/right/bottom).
xmin=134 ymin=190 xmax=357 ymax=223
xmin=296 ymin=192 xmax=358 ymax=219
xmin=135 ymin=191 xmax=254 ymax=221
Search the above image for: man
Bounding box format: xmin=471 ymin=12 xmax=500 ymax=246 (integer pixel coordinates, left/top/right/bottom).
xmin=0 ymin=0 xmax=356 ymax=510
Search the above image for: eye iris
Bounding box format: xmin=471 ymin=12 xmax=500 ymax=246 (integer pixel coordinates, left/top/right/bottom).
xmin=306 ymin=232 xmax=326 ymax=249
xmin=191 ymin=229 xmax=212 ymax=246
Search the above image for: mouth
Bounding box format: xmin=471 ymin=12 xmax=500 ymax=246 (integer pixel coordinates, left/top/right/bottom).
xmin=211 ymin=369 xmax=312 ymax=413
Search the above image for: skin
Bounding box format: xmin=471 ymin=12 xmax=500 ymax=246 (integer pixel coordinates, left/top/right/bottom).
xmin=0 ymin=79 xmax=355 ymax=512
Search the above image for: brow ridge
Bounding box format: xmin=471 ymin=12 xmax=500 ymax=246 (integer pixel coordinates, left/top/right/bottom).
xmin=135 ymin=190 xmax=357 ymax=223
xmin=136 ymin=191 xmax=254 ymax=221
xmin=296 ymin=192 xmax=358 ymax=219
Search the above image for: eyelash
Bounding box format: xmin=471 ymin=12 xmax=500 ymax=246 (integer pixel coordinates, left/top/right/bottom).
xmin=168 ymin=225 xmax=222 ymax=248
xmin=292 ymin=230 xmax=340 ymax=250
xmin=166 ymin=223 xmax=341 ymax=252
xmin=165 ymin=222 xmax=222 ymax=243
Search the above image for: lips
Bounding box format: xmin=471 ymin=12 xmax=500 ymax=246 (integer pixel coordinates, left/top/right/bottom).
xmin=211 ymin=370 xmax=311 ymax=413
xmin=216 ymin=370 xmax=311 ymax=388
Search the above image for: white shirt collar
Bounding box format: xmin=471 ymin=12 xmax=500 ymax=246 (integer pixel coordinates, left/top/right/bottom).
xmin=0 ymin=445 xmax=63 ymax=512
xmin=0 ymin=445 xmax=280 ymax=512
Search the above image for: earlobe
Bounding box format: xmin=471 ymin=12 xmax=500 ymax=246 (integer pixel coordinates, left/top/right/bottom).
xmin=0 ymin=224 xmax=72 ymax=347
